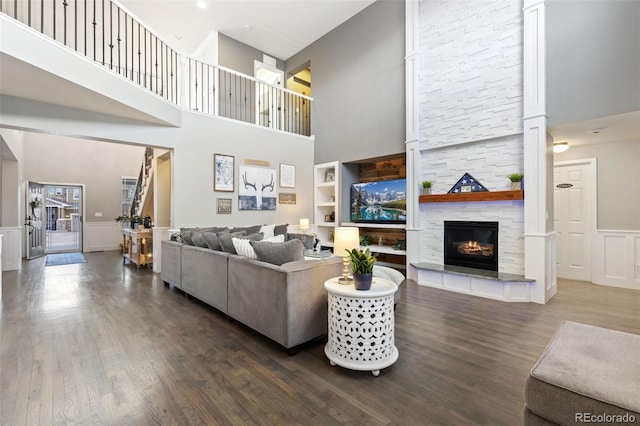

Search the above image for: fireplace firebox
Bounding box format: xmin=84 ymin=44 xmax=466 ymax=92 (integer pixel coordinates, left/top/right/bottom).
xmin=444 ymin=221 xmax=498 ymax=271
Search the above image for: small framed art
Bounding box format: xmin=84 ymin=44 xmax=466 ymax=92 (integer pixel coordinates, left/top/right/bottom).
xmin=279 ymin=163 xmax=295 ymax=188
xmin=217 ymin=198 xmax=232 ymax=214
xmin=214 ymin=154 xmax=234 ymax=192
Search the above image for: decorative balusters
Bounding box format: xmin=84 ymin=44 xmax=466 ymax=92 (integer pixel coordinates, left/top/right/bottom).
xmin=1 ymin=0 xmax=309 ymax=135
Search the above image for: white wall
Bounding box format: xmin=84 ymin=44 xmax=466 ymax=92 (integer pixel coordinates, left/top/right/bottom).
xmin=23 ymin=133 xmax=144 ymax=222
xmin=554 ymin=139 xmax=640 ymax=230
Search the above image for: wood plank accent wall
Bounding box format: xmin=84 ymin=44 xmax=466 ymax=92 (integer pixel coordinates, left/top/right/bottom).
xmin=358 ymin=158 xmax=406 ymax=182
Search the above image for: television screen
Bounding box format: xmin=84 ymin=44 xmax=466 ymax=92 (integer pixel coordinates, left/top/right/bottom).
xmin=350 ymin=178 xmax=407 ymax=224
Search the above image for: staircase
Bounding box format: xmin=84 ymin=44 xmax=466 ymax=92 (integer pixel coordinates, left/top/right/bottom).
xmin=130 ymin=148 xmax=154 ymax=222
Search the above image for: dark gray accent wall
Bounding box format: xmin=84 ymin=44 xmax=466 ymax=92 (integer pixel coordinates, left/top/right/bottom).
xmin=218 ymin=33 xmax=285 ymax=76
xmin=547 ymin=0 xmax=640 ymax=126
xmin=286 ymin=0 xmax=405 ymax=164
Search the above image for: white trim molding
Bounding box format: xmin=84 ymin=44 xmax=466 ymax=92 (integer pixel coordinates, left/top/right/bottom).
xmin=592 ymin=230 xmax=640 ymax=290
xmin=152 ymin=227 xmax=175 ymax=273
xmin=0 ymin=226 xmax=22 ymax=271
xmin=83 ymin=222 xmax=123 ymax=252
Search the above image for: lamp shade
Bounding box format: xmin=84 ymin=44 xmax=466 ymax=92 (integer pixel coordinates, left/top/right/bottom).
xmin=333 ymin=227 xmax=360 ymax=258
xmin=299 ymin=218 xmax=310 ymax=231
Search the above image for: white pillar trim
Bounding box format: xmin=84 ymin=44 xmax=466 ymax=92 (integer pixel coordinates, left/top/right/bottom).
xmin=523 ymin=0 xmax=556 ymax=303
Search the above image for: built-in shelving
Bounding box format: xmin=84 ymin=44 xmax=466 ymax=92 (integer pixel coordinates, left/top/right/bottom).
xmin=313 ymin=161 xmax=339 ymax=245
xmin=342 ymin=222 xmax=406 ymax=229
xmin=419 ymin=190 xmax=524 ymax=203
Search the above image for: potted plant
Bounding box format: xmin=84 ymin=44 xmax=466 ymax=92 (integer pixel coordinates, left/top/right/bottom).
xmin=422 ymin=180 xmax=433 ymax=195
xmin=130 ymin=215 xmax=143 ymax=229
xmin=508 ymin=173 xmax=524 ymax=190
xmin=346 ymin=247 xmax=378 ymax=290
xmin=114 ymin=215 xmax=130 ymax=229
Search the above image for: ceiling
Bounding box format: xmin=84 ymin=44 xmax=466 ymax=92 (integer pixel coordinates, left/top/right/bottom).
xmin=119 ymin=0 xmax=376 ymax=61
xmin=548 ymin=111 xmax=640 ymax=149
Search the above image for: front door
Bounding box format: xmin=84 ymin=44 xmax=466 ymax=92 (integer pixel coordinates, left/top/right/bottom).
xmin=26 ymin=181 xmax=45 ymax=259
xmin=44 ymin=185 xmax=83 ymax=254
xmin=554 ymin=160 xmax=595 ymax=281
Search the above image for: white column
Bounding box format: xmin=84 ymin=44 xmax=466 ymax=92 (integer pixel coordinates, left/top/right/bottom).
xmin=523 ymin=0 xmax=557 ymax=303
xmin=405 ymin=0 xmax=421 ymax=279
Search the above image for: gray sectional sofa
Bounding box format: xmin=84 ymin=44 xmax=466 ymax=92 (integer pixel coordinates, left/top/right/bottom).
xmin=161 ymin=239 xmax=343 ymax=353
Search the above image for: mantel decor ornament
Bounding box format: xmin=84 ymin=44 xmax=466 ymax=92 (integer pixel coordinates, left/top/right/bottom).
xmin=448 ymin=173 xmax=488 ymax=194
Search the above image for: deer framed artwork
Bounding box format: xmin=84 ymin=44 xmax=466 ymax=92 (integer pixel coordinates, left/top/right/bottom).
xmin=238 ymin=166 xmax=277 ymax=210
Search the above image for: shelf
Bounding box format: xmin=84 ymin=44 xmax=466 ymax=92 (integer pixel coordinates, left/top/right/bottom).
xmin=317 ymin=182 xmax=336 ymax=188
xmin=361 ymin=244 xmax=406 ymax=255
xmin=341 ymin=222 xmax=406 ymax=229
xmin=419 ymin=190 xmax=524 ymax=203
xmin=316 ymin=202 xmax=336 ymax=207
xmin=317 ymin=222 xmax=337 ymax=227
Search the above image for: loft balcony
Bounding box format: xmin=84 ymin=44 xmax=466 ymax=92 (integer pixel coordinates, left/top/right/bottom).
xmin=0 ymin=0 xmax=311 ymax=135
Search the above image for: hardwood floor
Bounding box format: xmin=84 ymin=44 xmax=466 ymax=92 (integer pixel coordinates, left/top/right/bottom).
xmin=1 ymin=251 xmax=639 ymax=425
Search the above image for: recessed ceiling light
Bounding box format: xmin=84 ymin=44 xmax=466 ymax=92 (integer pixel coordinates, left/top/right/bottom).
xmin=589 ymin=128 xmax=603 ymax=134
xmin=174 ymin=35 xmax=182 ymax=40
xmin=197 ymin=1 xmax=207 ymax=9
xmin=553 ymin=142 xmax=569 ymax=153
xmin=244 ymin=24 xmax=252 ymax=31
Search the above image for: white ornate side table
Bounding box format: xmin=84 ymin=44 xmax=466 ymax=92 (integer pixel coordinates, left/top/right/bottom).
xmin=324 ymin=277 xmax=398 ymax=376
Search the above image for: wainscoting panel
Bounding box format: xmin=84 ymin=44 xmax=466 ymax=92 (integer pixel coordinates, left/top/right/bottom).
xmin=593 ymin=230 xmax=640 ymax=290
xmin=84 ymin=222 xmax=123 ymax=252
xmin=0 ymin=227 xmax=22 ymax=271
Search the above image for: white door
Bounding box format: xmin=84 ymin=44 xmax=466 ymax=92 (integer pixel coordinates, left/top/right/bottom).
xmin=554 ymin=160 xmax=594 ymax=281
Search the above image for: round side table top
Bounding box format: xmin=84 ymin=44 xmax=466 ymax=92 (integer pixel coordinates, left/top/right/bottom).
xmin=324 ymin=276 xmax=397 ymax=297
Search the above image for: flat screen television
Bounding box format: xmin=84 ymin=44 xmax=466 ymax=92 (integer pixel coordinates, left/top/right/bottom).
xmin=350 ymin=178 xmax=407 ymax=224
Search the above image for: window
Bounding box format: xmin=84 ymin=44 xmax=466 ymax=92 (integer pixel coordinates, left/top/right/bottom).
xmin=121 ymin=178 xmax=137 ymax=216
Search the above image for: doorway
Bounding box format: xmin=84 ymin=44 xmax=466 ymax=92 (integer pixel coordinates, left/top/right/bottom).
xmin=27 ymin=182 xmax=83 ymax=259
xmin=254 ymin=60 xmax=285 ymax=130
xmin=553 ymin=159 xmax=596 ymax=281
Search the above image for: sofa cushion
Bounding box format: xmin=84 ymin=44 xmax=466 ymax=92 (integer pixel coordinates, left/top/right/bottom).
xmin=233 ymin=234 xmax=286 ymax=260
xmin=287 ymin=233 xmax=315 ymax=250
xmin=230 ymin=225 xmax=262 ymax=235
xmin=221 ymin=232 xmax=262 ymax=254
xmin=202 ymin=231 xmax=225 ymax=251
xmin=274 ymin=223 xmax=289 ymax=236
xmin=181 ymin=229 xmax=195 ymax=245
xmin=192 ymin=227 xmax=228 ymax=248
xmin=260 ymin=224 xmax=276 ymax=239
xmin=250 ymin=238 xmax=304 ymax=266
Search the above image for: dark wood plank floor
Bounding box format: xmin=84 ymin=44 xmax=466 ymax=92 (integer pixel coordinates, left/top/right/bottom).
xmin=1 ymin=251 xmax=639 ymax=425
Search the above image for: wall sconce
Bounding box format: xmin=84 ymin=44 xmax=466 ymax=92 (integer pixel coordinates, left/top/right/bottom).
xmin=553 ymin=142 xmax=569 ymax=153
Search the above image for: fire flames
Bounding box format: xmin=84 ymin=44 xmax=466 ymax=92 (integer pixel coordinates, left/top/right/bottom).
xmin=456 ymin=240 xmax=494 ymax=257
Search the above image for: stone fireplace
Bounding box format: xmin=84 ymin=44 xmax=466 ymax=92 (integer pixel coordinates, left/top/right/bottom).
xmin=444 ymin=221 xmax=498 ymax=271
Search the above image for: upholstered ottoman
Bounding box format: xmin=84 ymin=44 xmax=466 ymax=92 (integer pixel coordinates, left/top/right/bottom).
xmin=524 ymin=321 xmax=640 ymax=425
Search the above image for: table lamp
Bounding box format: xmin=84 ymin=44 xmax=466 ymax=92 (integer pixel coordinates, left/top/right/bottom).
xmin=299 ymin=218 xmax=310 ymax=234
xmin=333 ymin=227 xmax=360 ymax=284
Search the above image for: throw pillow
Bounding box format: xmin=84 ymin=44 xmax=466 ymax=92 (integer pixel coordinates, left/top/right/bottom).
xmin=230 ymin=225 xmax=262 ymax=235
xmin=191 ymin=231 xmax=209 ymax=248
xmin=287 ymin=233 xmax=314 ymax=250
xmin=232 ymin=237 xmax=258 ymax=259
xmin=260 ymin=224 xmax=276 ymax=240
xmin=181 ymin=230 xmax=195 ymax=245
xmin=274 ymin=223 xmax=289 ymax=236
xmin=202 ymin=231 xmax=224 ymax=250
xmin=232 ymin=234 xmax=285 ymax=259
xmin=220 ymin=232 xmax=262 ymax=254
xmin=250 ymin=239 xmax=304 ymax=266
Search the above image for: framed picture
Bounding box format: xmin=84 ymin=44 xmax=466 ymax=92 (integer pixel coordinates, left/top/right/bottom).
xmin=238 ymin=166 xmax=277 ymax=211
xmin=279 ymin=163 xmax=295 ymax=188
xmin=279 ymin=193 xmax=296 ymax=204
xmin=217 ymin=198 xmax=232 ymax=214
xmin=325 ymin=170 xmax=335 ymax=182
xmin=214 ymin=154 xmax=234 ymax=192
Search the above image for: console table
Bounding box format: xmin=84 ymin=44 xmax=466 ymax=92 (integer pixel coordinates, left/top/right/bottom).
xmin=324 ymin=277 xmax=398 ymax=376
xmin=122 ymin=229 xmax=153 ymax=269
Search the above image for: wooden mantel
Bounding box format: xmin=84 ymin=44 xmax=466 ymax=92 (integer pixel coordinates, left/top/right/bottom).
xmin=419 ymin=190 xmax=524 ymax=203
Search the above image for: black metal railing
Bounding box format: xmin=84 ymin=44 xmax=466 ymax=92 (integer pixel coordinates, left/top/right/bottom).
xmin=185 ymin=58 xmax=312 ymax=136
xmin=1 ymin=0 xmax=179 ymax=103
xmin=1 ymin=0 xmax=312 ymax=136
